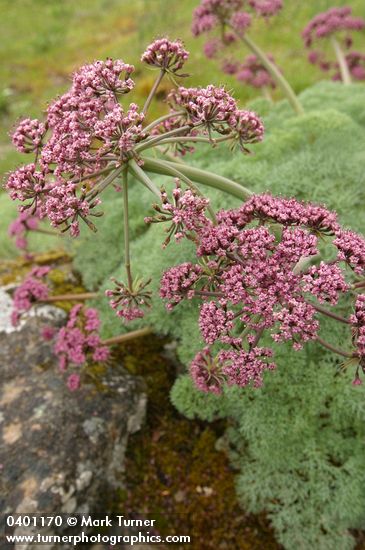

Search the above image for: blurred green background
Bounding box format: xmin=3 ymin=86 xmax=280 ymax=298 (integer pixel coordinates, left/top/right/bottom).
xmin=1 ymin=0 xmax=364 ymax=176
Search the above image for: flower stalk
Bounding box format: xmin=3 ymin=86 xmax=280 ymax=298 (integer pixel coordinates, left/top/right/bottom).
xmin=232 ymin=30 xmax=304 ymax=115
xmin=142 ymin=69 xmax=166 ymax=114
xmin=331 ymin=36 xmax=352 ymax=84
xmin=122 ymin=167 xmax=133 ymax=290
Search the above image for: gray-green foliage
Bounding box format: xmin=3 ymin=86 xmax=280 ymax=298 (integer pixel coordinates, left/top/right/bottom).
xmin=2 ymin=81 xmax=365 ymax=548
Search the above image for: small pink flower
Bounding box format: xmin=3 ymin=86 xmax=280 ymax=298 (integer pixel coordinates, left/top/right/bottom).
xmin=11 ymin=118 xmax=46 ymax=153
xmin=105 ymin=277 xmax=152 ymax=322
xmin=302 ymin=7 xmax=365 ymax=49
xmin=41 ymin=326 xmax=56 ymax=341
xmin=67 ymin=373 xmax=81 ymax=392
xmin=141 ymin=38 xmax=189 ymax=74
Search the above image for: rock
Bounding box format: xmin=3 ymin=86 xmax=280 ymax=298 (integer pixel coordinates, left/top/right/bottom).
xmin=0 ymin=289 xmax=146 ymax=549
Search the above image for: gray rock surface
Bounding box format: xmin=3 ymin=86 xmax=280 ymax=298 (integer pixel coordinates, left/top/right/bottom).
xmin=0 ymin=290 xmax=146 ymax=548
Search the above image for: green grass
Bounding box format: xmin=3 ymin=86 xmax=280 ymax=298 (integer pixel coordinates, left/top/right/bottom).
xmin=1 ymin=0 xmax=364 ymax=166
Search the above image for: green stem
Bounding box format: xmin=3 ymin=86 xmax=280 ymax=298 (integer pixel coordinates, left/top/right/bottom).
xmin=122 ymin=168 xmax=133 ymax=289
xmin=136 ymin=124 xmax=193 ymax=153
xmin=142 ymin=156 xmax=253 ymax=201
xmin=86 ymin=165 xmax=124 ymax=200
xmin=128 ymin=159 xmax=161 ymax=197
xmin=152 ymin=134 xmax=232 ymax=147
xmin=331 ymin=36 xmax=352 ymax=85
xmin=142 ymin=69 xmax=166 ymax=115
xmin=234 ymin=30 xmax=304 ymax=115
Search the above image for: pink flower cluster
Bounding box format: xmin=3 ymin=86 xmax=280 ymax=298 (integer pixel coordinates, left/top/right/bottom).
xmin=302 ymin=7 xmax=365 ymax=49
xmin=334 ymin=230 xmax=365 ymax=275
xmin=236 ymin=54 xmax=277 ymax=89
xmin=158 ymin=190 xmax=364 ymax=393
xmin=334 ymin=51 xmax=365 ymax=81
xmin=191 ymin=0 xmax=282 ymax=37
xmin=248 ymin=0 xmax=282 ymax=18
xmin=6 ymin=58 xmax=141 ymax=237
xmin=105 ymin=276 xmax=152 ymax=322
xmin=145 ymin=179 xmax=210 ymax=246
xmin=141 ymin=38 xmax=189 ymax=74
xmin=351 ymin=295 xmax=365 ymax=368
xmin=54 ymin=304 xmax=110 ymax=383
xmin=11 ymin=118 xmax=46 ymax=153
xmin=72 ymin=58 xmax=135 ymax=97
xmin=6 ymin=41 xmax=264 ymax=237
xmin=8 ymin=209 xmax=39 ymax=250
xmin=11 ymin=266 xmax=50 ymax=326
xmin=166 ymin=85 xmax=264 ymax=149
xmin=308 ymin=49 xmax=365 ymax=82
xmin=192 ymin=0 xmax=244 ymax=37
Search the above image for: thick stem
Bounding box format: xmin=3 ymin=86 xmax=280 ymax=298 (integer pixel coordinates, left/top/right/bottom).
xmin=142 ymin=157 xmax=253 ymax=201
xmin=234 ymin=30 xmax=304 ymax=115
xmin=41 ymin=292 xmax=98 ymax=302
xmin=122 ymin=168 xmax=133 ymax=289
xmin=128 ymin=159 xmax=161 ymax=197
xmin=151 ymin=134 xmax=232 ymax=148
xmin=193 ymin=290 xmax=225 ymax=298
xmin=86 ymin=165 xmax=124 ymax=200
xmin=353 ymin=280 xmax=365 ymax=289
xmin=316 ymin=336 xmax=354 ymax=359
xmin=331 ymin=37 xmax=352 ymax=85
xmin=102 ymin=327 xmax=153 ymax=346
xmin=250 ymin=326 xmax=265 ymax=349
xmin=142 ymin=69 xmax=166 ymax=115
xmin=136 ymin=125 xmax=193 ymax=153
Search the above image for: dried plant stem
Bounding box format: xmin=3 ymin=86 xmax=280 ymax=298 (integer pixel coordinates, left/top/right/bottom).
xmin=102 ymin=327 xmax=153 ymax=345
xmin=32 ymin=228 xmax=60 ymax=237
xmin=41 ymin=292 xmax=98 ymax=302
xmin=316 ymin=336 xmax=354 ymax=358
xmin=310 ymin=302 xmax=351 ymax=324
